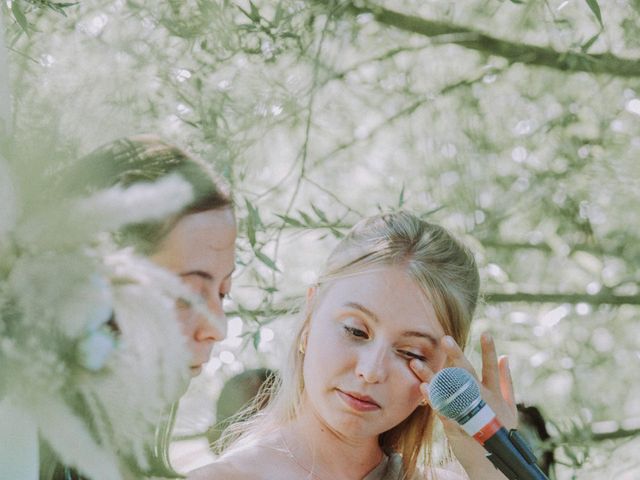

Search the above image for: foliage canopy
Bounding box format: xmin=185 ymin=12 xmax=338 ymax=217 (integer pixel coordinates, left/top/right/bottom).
xmin=2 ymin=0 xmax=640 ymax=478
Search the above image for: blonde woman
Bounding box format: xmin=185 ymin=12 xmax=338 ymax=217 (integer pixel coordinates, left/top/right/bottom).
xmin=189 ymin=211 xmax=517 ymax=480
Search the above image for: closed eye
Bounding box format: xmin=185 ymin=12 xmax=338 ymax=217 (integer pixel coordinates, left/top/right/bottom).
xmin=344 ymin=325 xmax=369 ymax=339
xmin=397 ymin=349 xmax=427 ymax=362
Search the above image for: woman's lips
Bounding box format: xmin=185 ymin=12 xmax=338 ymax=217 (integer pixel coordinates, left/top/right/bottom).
xmin=336 ymin=389 xmax=381 ymax=412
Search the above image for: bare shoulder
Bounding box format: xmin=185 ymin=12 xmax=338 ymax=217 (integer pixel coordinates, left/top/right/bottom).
xmin=186 ymin=439 xmax=291 ymax=480
xmin=186 ymin=459 xmax=247 ymax=480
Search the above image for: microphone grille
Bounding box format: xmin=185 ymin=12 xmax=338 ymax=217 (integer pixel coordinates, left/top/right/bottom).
xmin=428 ymin=367 xmax=481 ymax=421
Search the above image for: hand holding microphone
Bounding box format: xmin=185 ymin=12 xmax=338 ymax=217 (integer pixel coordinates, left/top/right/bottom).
xmin=410 ymin=333 xmax=548 ymax=480
xmin=428 ymin=367 xmax=549 ymax=480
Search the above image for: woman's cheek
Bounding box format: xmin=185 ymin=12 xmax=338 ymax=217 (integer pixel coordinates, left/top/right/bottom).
xmin=394 ymin=361 xmax=424 ymax=394
xmin=175 ymin=304 xmax=197 ymax=335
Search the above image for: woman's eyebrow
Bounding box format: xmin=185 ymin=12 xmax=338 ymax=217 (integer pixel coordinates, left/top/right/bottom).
xmin=344 ymin=301 xmax=439 ymax=346
xmin=181 ymin=267 xmax=235 ymax=282
xmin=344 ymin=302 xmax=380 ymax=323
xmin=400 ymin=330 xmax=438 ymax=347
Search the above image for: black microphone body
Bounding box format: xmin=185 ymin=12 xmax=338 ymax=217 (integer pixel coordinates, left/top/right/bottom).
xmin=482 ymin=423 xmax=548 ymax=480
xmin=428 ymin=367 xmax=549 ymax=480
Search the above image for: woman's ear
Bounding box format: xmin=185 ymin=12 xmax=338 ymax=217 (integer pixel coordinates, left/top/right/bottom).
xmin=305 ymin=285 xmax=317 ymax=306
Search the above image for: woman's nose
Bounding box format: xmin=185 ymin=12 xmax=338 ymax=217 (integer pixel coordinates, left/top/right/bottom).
xmin=194 ymin=297 xmax=227 ymax=343
xmin=355 ymin=344 xmax=388 ymax=383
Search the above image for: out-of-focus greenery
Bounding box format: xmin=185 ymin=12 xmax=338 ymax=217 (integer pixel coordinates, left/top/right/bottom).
xmin=3 ymin=0 xmax=640 ymax=478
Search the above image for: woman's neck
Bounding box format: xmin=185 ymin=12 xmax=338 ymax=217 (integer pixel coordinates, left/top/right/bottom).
xmin=281 ymin=399 xmax=384 ymax=480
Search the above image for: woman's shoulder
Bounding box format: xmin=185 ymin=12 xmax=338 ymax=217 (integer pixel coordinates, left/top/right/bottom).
xmin=186 ymin=436 xmax=292 ymax=480
xmin=186 ymin=448 xmax=264 ymax=479
xmin=186 ymin=459 xmax=247 ymax=480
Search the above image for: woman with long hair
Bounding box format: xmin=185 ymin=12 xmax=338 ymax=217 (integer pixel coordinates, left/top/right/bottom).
xmin=39 ymin=134 xmax=236 ymax=479
xmin=189 ymin=211 xmax=517 ymax=480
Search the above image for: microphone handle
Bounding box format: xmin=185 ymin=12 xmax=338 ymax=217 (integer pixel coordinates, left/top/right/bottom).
xmin=483 ymin=427 xmax=549 ymax=480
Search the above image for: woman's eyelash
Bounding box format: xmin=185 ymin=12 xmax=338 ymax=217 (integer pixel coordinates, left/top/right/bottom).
xmin=344 ymin=325 xmax=368 ymax=339
xmin=398 ymin=350 xmax=427 ymax=362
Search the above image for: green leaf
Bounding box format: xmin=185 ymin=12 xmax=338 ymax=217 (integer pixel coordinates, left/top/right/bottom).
xmin=311 ymin=203 xmax=328 ymax=223
xmin=244 ymin=198 xmax=259 ymax=247
xmin=420 ymin=205 xmax=445 ymax=219
xmin=46 ymin=2 xmax=78 ymax=16
xmin=509 ymin=0 xmax=526 ymax=4
xmin=298 ymin=210 xmax=313 ymax=226
xmin=236 ymin=303 xmax=256 ymax=322
xmin=249 ymin=1 xmax=261 ymax=22
xmin=11 ymin=1 xmax=30 ymax=35
xmin=398 ymin=183 xmax=405 ymax=207
xmin=581 ymin=32 xmax=600 ymax=52
xmin=276 ymin=214 xmax=304 ymax=227
xmin=237 ymin=23 xmax=258 ymax=32
xmin=274 ymin=1 xmax=284 ymax=24
xmin=246 ymin=221 xmax=256 ymax=248
xmin=329 ymin=227 xmax=345 ymax=238
xmin=237 ymin=6 xmax=258 ymax=23
xmin=585 ymin=0 xmax=604 ymax=28
xmin=252 ymin=329 xmax=261 ymax=350
xmin=255 ymin=250 xmax=280 ymax=272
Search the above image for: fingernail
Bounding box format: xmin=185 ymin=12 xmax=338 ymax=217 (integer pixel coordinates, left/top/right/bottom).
xmin=482 ymin=332 xmax=493 ymax=343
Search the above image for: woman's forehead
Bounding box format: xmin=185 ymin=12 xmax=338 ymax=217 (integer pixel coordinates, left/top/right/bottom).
xmin=315 ymin=266 xmax=443 ymax=335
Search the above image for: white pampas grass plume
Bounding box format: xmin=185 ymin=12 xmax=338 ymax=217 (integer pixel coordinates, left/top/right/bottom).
xmin=75 ymin=173 xmax=194 ymax=230
xmin=0 ymin=399 xmax=38 ymax=479
xmin=33 ymin=398 xmax=123 ymax=480
xmin=74 ymin=248 xmax=200 ymax=469
xmin=15 ymin=174 xmax=193 ymax=252
xmin=79 ymin=282 xmax=189 ymax=471
xmin=2 ymin=170 xmax=213 ymax=476
xmin=7 ymin=252 xmax=111 ymax=338
xmin=104 ymin=248 xmax=223 ymax=339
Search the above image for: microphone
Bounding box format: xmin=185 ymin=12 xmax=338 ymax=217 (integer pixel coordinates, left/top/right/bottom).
xmin=428 ymin=367 xmax=549 ymax=480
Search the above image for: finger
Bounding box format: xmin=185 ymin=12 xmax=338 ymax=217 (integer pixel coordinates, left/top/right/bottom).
xmin=498 ymin=355 xmax=516 ymax=406
xmin=441 ymin=336 xmax=478 ymax=380
xmin=481 ymin=332 xmax=500 ymax=391
xmin=419 ymin=382 xmax=430 ymax=402
xmin=419 ymin=383 xmax=432 ymax=409
xmin=410 ymin=359 xmax=435 ymax=383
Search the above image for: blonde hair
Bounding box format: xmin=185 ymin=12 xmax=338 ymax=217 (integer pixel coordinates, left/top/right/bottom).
xmin=219 ymin=211 xmax=479 ymax=478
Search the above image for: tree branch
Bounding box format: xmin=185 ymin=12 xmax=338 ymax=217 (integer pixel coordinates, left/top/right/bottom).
xmin=484 ymin=292 xmax=640 ymax=305
xmin=334 ymin=2 xmax=640 ymax=78
xmin=229 ymin=291 xmax=640 ymax=322
xmin=591 ymin=425 xmax=640 ymax=442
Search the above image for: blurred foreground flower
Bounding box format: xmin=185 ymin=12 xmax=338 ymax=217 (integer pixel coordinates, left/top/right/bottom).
xmin=0 ymin=153 xmax=204 ymax=479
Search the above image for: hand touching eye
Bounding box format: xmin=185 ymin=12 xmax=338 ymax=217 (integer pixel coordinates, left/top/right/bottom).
xmin=409 ymin=333 xmax=518 ymax=479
